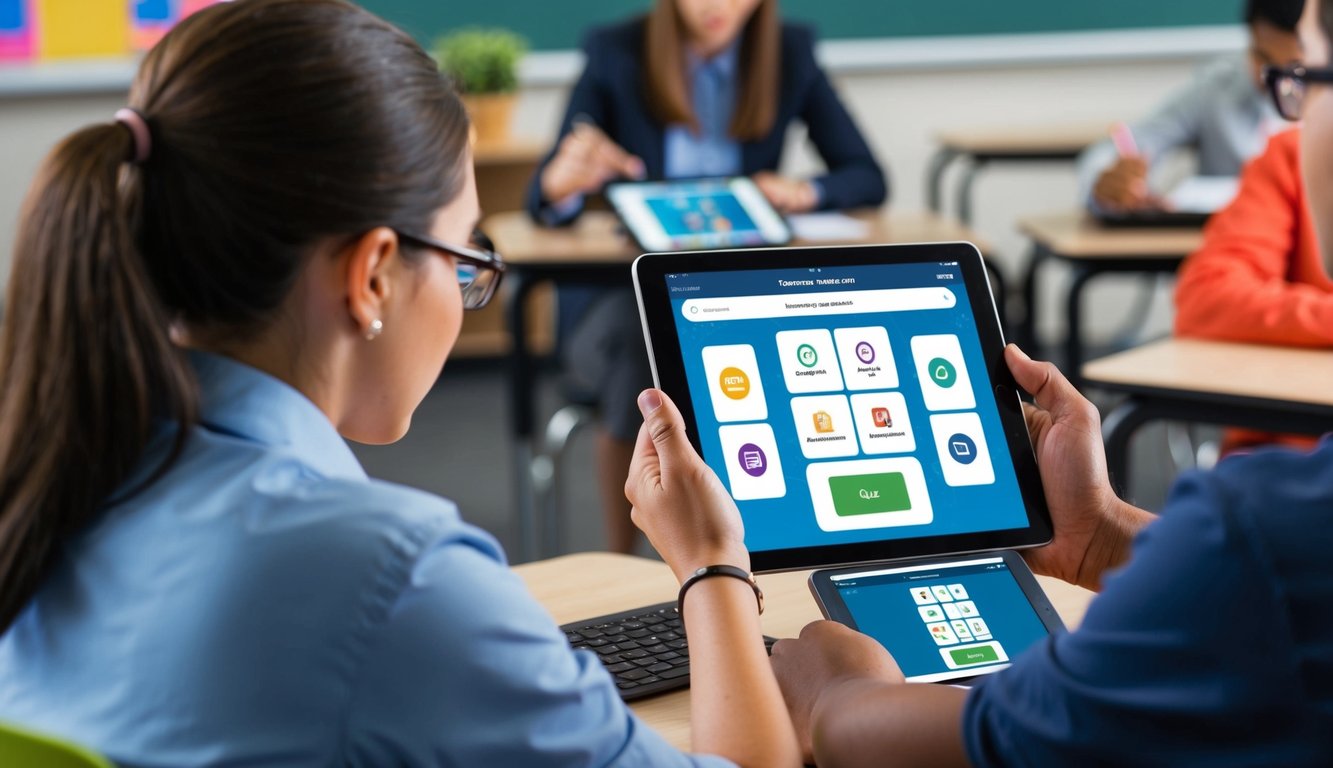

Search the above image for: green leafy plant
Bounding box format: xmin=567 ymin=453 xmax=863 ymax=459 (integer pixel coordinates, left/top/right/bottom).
xmin=434 ymin=28 xmax=528 ymax=95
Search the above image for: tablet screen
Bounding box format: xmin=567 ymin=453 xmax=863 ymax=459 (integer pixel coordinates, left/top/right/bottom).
xmin=649 ymin=250 xmax=1048 ymax=570
xmin=821 ymin=555 xmax=1051 ymax=682
xmin=608 ymin=178 xmax=791 ymax=251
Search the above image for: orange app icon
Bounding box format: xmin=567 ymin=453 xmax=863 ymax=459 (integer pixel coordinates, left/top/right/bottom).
xmin=872 ymin=407 xmax=892 ymax=428
xmin=812 ymin=410 xmax=834 ymax=433
xmin=719 ymin=367 xmax=751 ymax=400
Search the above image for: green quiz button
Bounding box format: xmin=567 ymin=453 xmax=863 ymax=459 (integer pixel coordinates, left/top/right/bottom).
xmin=828 ymin=472 xmax=911 ymax=517
xmin=949 ymin=645 xmax=1000 ymax=666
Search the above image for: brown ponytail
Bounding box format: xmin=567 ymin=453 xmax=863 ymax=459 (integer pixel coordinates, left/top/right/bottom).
xmin=0 ymin=0 xmax=471 ymax=633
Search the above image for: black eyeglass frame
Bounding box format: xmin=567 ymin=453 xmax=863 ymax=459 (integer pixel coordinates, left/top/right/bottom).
xmin=393 ymin=228 xmax=506 ymax=310
xmin=1263 ymin=64 xmax=1333 ymax=121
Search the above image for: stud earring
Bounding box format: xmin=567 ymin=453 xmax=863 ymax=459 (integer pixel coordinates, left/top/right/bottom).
xmin=365 ymin=318 xmax=383 ymax=340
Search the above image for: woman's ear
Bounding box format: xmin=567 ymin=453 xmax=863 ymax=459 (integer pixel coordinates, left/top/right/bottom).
xmin=342 ymin=227 xmax=398 ymax=337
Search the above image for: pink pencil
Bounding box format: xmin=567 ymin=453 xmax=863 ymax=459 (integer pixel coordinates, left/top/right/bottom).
xmin=1110 ymin=122 xmax=1140 ymax=158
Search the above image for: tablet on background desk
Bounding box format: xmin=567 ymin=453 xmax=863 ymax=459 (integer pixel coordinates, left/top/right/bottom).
xmin=633 ymin=243 xmax=1052 ymax=573
xmin=607 ymin=177 xmax=792 ymax=251
xmin=1095 ymin=175 xmax=1238 ymax=229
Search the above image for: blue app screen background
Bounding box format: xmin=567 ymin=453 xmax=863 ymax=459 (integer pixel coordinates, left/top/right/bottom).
xmin=667 ymin=262 xmax=1029 ymax=554
xmin=645 ymin=185 xmax=760 ymax=239
xmin=834 ymin=558 xmax=1049 ymax=679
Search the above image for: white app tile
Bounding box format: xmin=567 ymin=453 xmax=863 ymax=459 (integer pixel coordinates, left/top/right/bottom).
xmin=918 ymin=605 xmax=947 ymax=623
xmin=910 ymin=335 xmax=976 ymax=412
xmin=951 ymin=620 xmax=974 ymax=642
xmin=956 ymin=601 xmax=979 ymax=618
xmin=790 ymin=395 xmax=858 ymax=459
xmin=807 ymin=457 xmax=934 ymax=532
xmin=833 ymin=326 xmax=899 ymax=391
xmin=943 ymin=603 xmax=963 ymax=620
xmin=717 ymin=424 xmax=786 ymax=501
xmin=931 ymin=585 xmax=954 ymax=603
xmin=930 ymin=412 xmax=996 ymax=487
xmin=967 ymin=618 xmax=991 ymax=639
xmin=701 ymin=345 xmax=768 ymax=423
xmin=948 ymin=584 xmax=969 ymax=600
xmin=775 ymin=329 xmax=843 ymax=393
xmin=927 ymin=622 xmax=960 ymax=646
xmin=910 ymin=587 xmax=938 ymax=605
xmin=849 ymin=392 xmax=915 ymax=455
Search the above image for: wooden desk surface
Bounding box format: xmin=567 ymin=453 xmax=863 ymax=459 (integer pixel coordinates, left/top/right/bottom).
xmin=1018 ymin=211 xmax=1204 ymax=260
xmin=483 ymin=209 xmax=991 ymax=266
xmin=1083 ymin=338 xmax=1333 ymax=407
xmin=473 ymin=137 xmax=547 ymax=165
xmin=935 ymin=123 xmax=1108 ymax=156
xmin=515 ymin=552 xmax=1094 ymax=751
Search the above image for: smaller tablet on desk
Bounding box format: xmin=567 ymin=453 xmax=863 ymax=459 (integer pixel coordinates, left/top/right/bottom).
xmin=607 ymin=177 xmax=791 ymax=251
xmin=809 ymin=550 xmax=1063 ymax=685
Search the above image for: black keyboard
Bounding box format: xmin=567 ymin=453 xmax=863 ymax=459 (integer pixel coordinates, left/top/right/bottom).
xmin=561 ymin=601 xmax=777 ymax=701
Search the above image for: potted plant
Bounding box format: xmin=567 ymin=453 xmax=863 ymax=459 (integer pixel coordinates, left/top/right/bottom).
xmin=435 ymin=28 xmax=527 ymax=145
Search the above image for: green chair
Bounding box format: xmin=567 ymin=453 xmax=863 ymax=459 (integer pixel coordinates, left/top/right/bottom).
xmin=0 ymin=721 xmax=114 ymax=767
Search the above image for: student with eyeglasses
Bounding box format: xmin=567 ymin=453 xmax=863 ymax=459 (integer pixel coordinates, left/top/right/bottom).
xmin=0 ymin=2 xmax=799 ymax=765
xmin=769 ymin=5 xmax=1333 ymax=760
xmin=1077 ymin=0 xmax=1305 ymax=212
xmin=527 ymin=0 xmax=888 ymax=555
xmin=1173 ymin=30 xmax=1333 ymax=455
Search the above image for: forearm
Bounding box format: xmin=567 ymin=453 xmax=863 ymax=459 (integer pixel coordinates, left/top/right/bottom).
xmin=810 ymin=678 xmax=970 ymax=768
xmin=1077 ymin=500 xmax=1155 ymax=592
xmin=685 ymin=578 xmax=801 ymax=768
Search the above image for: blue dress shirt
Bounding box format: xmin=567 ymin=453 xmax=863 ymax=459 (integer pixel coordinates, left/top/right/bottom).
xmin=965 ymin=441 xmax=1333 ymax=765
xmin=0 ymin=353 xmax=731 ymax=768
xmin=663 ymin=44 xmax=743 ymax=180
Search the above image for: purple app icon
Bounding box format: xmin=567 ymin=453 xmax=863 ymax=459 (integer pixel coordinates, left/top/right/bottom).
xmin=738 ymin=443 xmax=767 ymax=477
xmin=855 ymin=341 xmax=875 ymax=364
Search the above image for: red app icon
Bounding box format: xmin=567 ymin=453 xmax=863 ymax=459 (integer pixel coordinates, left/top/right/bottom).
xmin=872 ymin=407 xmax=892 ymax=428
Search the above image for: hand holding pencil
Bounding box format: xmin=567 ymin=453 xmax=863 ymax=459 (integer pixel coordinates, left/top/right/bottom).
xmin=1092 ymin=123 xmax=1162 ymax=211
xmin=540 ymin=115 xmax=646 ymax=206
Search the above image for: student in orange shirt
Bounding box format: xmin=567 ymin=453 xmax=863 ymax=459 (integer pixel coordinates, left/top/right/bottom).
xmin=1173 ymin=126 xmax=1333 ymax=449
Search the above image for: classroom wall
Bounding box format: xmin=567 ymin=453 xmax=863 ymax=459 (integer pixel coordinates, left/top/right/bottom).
xmin=0 ymin=54 xmax=1202 ymax=345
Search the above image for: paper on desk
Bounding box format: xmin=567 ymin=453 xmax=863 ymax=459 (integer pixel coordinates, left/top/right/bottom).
xmin=1165 ymin=176 xmax=1240 ymax=214
xmin=787 ymin=212 xmax=872 ymax=242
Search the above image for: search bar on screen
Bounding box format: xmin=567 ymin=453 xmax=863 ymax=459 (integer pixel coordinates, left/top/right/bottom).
xmin=681 ymin=287 xmax=956 ymax=322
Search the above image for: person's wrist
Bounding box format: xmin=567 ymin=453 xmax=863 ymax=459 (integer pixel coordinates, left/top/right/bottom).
xmin=1077 ymin=498 xmax=1154 ymax=591
xmin=669 ymin=546 xmax=750 ymax=584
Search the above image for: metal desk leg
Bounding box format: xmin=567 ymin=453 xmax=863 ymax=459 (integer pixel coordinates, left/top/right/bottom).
xmin=505 ymin=272 xmax=540 ymax=563
xmin=1065 ymin=264 xmax=1097 ymax=390
xmin=1101 ymin=396 xmax=1159 ymax=497
xmin=926 ymin=147 xmax=960 ymax=214
xmin=956 ymin=158 xmax=986 ymax=226
xmin=1017 ymin=244 xmax=1049 ymax=354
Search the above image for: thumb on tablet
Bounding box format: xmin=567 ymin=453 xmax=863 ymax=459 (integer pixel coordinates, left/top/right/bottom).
xmin=632 ymin=388 xmax=693 ymax=480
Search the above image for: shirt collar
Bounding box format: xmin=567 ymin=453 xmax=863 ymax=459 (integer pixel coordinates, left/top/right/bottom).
xmin=687 ymin=39 xmax=741 ymax=79
xmin=189 ymin=351 xmax=367 ymax=481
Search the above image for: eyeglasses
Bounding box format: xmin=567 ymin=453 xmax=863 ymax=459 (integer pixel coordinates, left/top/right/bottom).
xmin=1263 ymin=64 xmax=1333 ymax=122
xmin=394 ymin=228 xmax=505 ymax=310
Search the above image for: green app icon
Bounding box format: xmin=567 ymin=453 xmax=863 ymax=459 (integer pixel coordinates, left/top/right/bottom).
xmin=927 ymin=357 xmax=956 ymax=388
xmin=797 ymin=343 xmax=818 ymax=368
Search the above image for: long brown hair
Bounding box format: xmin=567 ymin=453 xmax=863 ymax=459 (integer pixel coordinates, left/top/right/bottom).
xmin=0 ymin=0 xmax=471 ymax=634
xmin=644 ymin=0 xmax=780 ymax=141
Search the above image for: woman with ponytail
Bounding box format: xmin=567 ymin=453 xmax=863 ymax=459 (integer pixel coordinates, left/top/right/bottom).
xmin=0 ymin=2 xmax=798 ymax=766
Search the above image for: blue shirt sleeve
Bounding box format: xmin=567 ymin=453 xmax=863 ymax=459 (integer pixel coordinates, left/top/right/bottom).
xmin=341 ymin=530 xmax=734 ymax=767
xmin=963 ymin=466 xmax=1312 ymax=767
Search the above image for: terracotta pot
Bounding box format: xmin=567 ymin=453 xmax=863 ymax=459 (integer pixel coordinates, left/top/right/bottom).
xmin=463 ymin=93 xmax=516 ymax=145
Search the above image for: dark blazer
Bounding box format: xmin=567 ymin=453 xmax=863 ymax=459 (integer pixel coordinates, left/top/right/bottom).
xmin=526 ymin=17 xmax=889 ymax=220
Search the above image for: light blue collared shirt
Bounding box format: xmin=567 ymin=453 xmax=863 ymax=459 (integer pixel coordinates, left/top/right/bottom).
xmin=664 ymin=43 xmax=743 ymax=179
xmin=0 ymin=353 xmax=730 ymax=768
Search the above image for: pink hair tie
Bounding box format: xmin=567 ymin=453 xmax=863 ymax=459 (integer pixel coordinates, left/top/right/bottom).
xmin=114 ymin=108 xmax=152 ymax=164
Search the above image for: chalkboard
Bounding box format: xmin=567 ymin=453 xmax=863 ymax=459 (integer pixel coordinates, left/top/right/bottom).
xmin=360 ymin=0 xmax=1242 ymax=53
